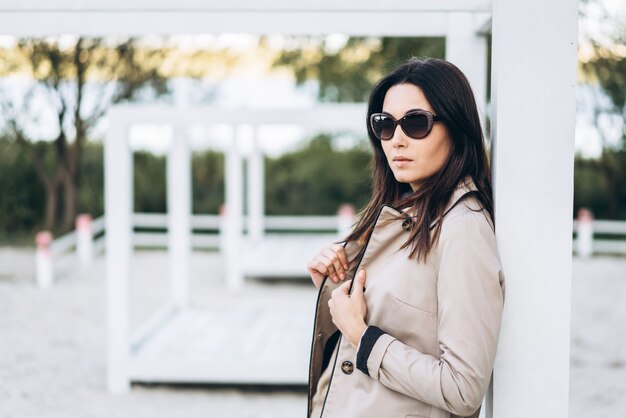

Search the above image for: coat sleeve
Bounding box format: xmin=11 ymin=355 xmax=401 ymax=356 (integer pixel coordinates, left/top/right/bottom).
xmin=355 ymin=211 xmax=506 ymax=417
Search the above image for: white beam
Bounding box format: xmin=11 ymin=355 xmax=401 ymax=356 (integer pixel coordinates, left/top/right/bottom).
xmin=225 ymin=126 xmax=244 ymax=291
xmin=0 ymin=12 xmax=488 ymax=36
xmin=247 ymin=127 xmax=265 ymax=244
xmin=490 ymin=0 xmax=577 ymax=416
xmin=105 ymin=109 xmax=132 ymax=394
xmin=0 ymin=0 xmax=492 ymax=12
xmin=94 ymin=104 xmax=367 ymax=131
xmin=167 ymin=124 xmax=191 ymax=307
xmin=445 ymin=12 xmax=489 ymax=134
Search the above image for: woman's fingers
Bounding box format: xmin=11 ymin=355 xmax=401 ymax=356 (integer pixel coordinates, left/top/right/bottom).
xmin=307 ymin=244 xmax=352 ymax=285
xmin=321 ymin=247 xmax=346 ymax=281
xmin=312 ymin=254 xmax=339 ymax=282
xmin=331 ymin=244 xmax=350 ymax=270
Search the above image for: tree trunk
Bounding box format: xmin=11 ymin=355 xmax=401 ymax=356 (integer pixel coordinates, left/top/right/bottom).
xmin=61 ymin=170 xmax=77 ymax=231
xmin=598 ymin=150 xmax=622 ymax=219
xmin=44 ymin=183 xmax=58 ymax=231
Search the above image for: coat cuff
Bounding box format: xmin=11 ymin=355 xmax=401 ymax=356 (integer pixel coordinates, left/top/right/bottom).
xmin=356 ymin=326 xmax=397 ymax=379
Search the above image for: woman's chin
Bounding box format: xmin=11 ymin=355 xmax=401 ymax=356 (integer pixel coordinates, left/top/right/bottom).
xmin=394 ymin=174 xmax=417 ymax=184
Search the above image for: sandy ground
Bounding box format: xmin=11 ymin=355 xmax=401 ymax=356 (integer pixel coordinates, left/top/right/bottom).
xmin=0 ymin=247 xmax=625 ymax=418
xmin=0 ymin=249 xmax=310 ymax=418
xmin=569 ymin=256 xmax=626 ymax=417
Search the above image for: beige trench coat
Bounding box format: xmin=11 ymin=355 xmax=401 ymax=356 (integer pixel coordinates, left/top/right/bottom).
xmin=307 ymin=175 xmax=506 ymax=418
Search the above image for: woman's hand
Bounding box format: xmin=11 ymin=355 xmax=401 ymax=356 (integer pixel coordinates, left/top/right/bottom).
xmin=307 ymin=243 xmax=350 ymax=289
xmin=328 ymin=269 xmax=368 ymax=348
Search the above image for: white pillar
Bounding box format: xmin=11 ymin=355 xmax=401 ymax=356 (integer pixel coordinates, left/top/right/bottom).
xmin=76 ymin=214 xmax=93 ymax=268
xmin=337 ymin=204 xmax=356 ymax=240
xmin=225 ymin=126 xmax=244 ymax=290
xmin=576 ymin=208 xmax=594 ymax=258
xmin=490 ymin=0 xmax=577 ymax=416
xmin=35 ymin=231 xmax=53 ymax=289
xmin=105 ymin=110 xmax=131 ymax=394
xmin=247 ymin=126 xmax=265 ymax=244
xmin=218 ymin=204 xmax=228 ymax=256
xmin=445 ymin=12 xmax=489 ymax=135
xmin=167 ymin=125 xmax=191 ymax=307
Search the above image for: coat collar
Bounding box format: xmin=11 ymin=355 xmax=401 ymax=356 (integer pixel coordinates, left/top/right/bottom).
xmin=353 ymin=175 xmax=480 ymax=264
xmin=441 ymin=174 xmax=478 ymax=216
xmin=397 ymin=174 xmax=479 ymax=228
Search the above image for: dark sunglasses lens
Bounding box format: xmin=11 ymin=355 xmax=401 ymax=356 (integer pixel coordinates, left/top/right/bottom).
xmin=403 ymin=113 xmax=430 ymax=138
xmin=372 ymin=115 xmax=395 ymax=140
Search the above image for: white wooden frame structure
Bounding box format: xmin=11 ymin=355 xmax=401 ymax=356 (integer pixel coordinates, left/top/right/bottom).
xmin=104 ymin=104 xmax=365 ymax=392
xmin=1 ymin=1 xmax=578 ymax=417
xmin=108 ymin=104 xmax=364 ymax=284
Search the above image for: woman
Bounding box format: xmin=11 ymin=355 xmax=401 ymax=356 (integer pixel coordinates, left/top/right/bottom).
xmin=306 ymin=57 xmax=506 ymax=418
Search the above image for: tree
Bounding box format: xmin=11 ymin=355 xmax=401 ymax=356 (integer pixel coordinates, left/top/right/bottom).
xmin=578 ymin=0 xmax=626 ymax=218
xmin=269 ymin=36 xmax=445 ymax=102
xmin=0 ymin=37 xmax=169 ymax=232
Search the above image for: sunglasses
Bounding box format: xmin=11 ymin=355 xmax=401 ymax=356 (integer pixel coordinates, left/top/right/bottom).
xmin=369 ymin=109 xmax=442 ymax=141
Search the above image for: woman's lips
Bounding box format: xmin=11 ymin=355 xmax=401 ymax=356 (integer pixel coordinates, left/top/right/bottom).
xmin=393 ymin=158 xmax=412 ymax=167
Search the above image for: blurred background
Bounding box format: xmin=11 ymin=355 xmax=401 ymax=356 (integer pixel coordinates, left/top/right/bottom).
xmin=0 ymin=0 xmax=624 ymax=417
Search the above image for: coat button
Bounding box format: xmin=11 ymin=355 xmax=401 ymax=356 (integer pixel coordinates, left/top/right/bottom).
xmin=402 ymin=218 xmax=412 ymax=231
xmin=341 ymin=361 xmax=354 ymax=375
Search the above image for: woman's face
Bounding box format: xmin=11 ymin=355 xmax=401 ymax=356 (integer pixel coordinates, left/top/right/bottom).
xmin=379 ymin=83 xmax=453 ymax=191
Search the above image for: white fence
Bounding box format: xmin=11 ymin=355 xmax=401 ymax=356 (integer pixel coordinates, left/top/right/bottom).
xmin=35 ymin=208 xmax=355 ymax=288
xmin=131 ymin=212 xmax=349 ymax=250
xmin=572 ymin=219 xmax=626 ymax=257
xmin=35 ymin=214 xmax=106 ymax=289
xmin=35 ymin=211 xmax=625 ymax=288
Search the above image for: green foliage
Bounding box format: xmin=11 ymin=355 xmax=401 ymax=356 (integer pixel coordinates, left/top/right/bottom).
xmin=78 ymin=142 xmax=104 ymax=217
xmin=192 ymin=150 xmax=225 ymax=214
xmin=0 ymin=136 xmax=45 ymax=234
xmin=265 ymin=134 xmax=372 ymax=215
xmin=577 ymin=9 xmax=626 ymax=219
xmin=133 ymin=151 xmax=167 ymax=213
xmin=271 ymin=37 xmax=446 ymax=102
xmin=574 ymin=151 xmax=626 ymax=219
xmin=574 ymin=155 xmax=611 ymax=217
xmin=582 ymin=51 xmax=626 ymax=112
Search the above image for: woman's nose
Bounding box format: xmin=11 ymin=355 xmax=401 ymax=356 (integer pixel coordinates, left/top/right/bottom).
xmin=390 ymin=125 xmax=408 ymax=147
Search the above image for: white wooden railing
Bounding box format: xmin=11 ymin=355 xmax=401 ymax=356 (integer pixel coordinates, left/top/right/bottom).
xmin=572 ymin=218 xmax=626 ymax=256
xmin=35 ymin=204 xmax=356 ymax=288
xmin=131 ymin=213 xmax=349 ymax=249
xmin=35 ymin=207 xmax=624 ymax=288
xmin=35 ymin=214 xmax=106 ymax=289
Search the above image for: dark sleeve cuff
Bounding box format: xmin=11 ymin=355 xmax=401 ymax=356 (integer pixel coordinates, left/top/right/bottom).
xmin=356 ymin=325 xmax=386 ymax=375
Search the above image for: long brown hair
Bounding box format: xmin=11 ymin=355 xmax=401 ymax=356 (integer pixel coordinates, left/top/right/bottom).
xmin=340 ymin=57 xmax=494 ymax=263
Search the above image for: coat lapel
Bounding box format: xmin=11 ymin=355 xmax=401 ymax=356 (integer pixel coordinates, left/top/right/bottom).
xmin=399 ymin=174 xmax=479 ymax=229
xmin=366 ymin=174 xmax=479 ymax=261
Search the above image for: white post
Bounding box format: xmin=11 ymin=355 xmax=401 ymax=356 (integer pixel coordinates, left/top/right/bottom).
xmin=76 ymin=214 xmax=93 ymax=268
xmin=576 ymin=208 xmax=594 ymax=258
xmin=445 ymin=12 xmax=489 ymax=135
xmin=35 ymin=231 xmax=53 ymax=289
xmin=337 ymin=204 xmax=356 ymax=240
xmin=218 ymin=204 xmax=228 ymax=257
xmin=247 ymin=125 xmax=265 ymax=244
xmin=490 ymin=0 xmax=577 ymax=417
xmin=225 ymin=126 xmax=244 ymax=290
xmin=105 ymin=110 xmax=131 ymax=394
xmin=167 ymin=124 xmax=191 ymax=307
